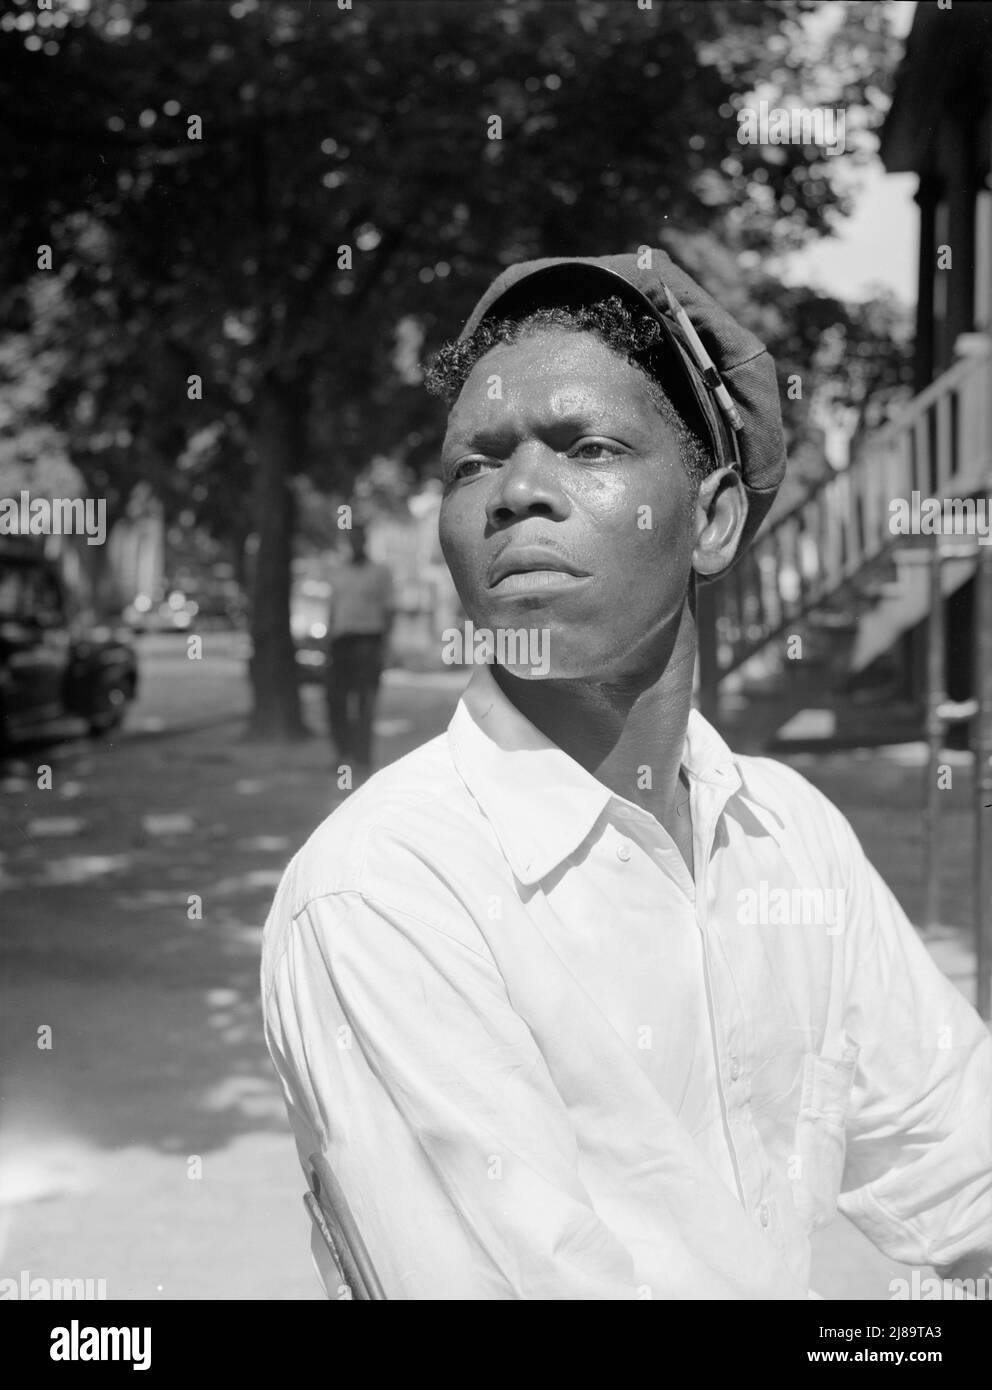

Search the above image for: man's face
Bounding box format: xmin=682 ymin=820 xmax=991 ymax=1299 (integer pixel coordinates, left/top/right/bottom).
xmin=438 ymin=328 xmax=699 ymax=681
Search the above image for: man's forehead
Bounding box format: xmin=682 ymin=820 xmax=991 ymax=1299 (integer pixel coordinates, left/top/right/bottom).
xmin=467 ymin=326 xmax=637 ymax=376
xmin=446 ymin=332 xmax=660 ymax=431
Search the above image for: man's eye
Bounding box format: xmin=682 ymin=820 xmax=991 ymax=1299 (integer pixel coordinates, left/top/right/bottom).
xmin=569 ymin=440 xmax=624 ymax=460
xmin=449 ymin=457 xmax=494 ymax=481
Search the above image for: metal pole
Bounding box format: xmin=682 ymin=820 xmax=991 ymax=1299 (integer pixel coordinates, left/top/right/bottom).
xmin=974 ymin=532 xmax=992 ymax=1020
xmin=923 ymin=536 xmax=946 ymax=932
xmin=695 ymin=577 xmax=720 ymax=725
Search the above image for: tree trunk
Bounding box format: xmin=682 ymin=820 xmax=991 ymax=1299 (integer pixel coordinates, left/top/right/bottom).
xmin=247 ymin=371 xmax=308 ymax=740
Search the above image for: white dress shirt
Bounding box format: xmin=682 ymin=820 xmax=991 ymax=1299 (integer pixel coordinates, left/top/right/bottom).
xmin=261 ymin=663 xmax=992 ymax=1300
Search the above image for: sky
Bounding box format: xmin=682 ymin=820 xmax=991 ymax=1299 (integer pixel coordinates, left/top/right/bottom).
xmin=781 ymin=0 xmax=919 ymax=307
xmin=784 ymin=170 xmax=918 ymax=305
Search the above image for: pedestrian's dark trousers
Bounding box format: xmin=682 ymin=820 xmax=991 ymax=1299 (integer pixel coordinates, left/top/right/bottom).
xmin=326 ymin=632 xmax=384 ymax=767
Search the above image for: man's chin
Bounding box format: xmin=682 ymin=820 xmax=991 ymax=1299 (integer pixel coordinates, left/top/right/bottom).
xmin=455 ymin=613 xmax=590 ymax=682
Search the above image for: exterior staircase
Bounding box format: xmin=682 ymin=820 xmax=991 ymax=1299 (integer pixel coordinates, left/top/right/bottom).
xmin=698 ymin=339 xmax=992 ymax=752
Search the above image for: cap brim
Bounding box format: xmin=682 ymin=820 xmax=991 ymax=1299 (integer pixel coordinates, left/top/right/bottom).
xmin=461 ymin=261 xmax=735 ymax=478
xmin=460 ymin=262 xmax=667 ymax=337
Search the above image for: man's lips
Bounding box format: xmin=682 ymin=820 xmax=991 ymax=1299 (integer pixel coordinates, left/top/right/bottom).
xmin=487 ymin=546 xmax=591 ymax=589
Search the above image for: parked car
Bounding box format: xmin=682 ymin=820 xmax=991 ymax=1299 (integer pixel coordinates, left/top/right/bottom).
xmin=124 ymin=579 xmax=247 ymax=634
xmin=0 ymin=540 xmax=138 ymax=747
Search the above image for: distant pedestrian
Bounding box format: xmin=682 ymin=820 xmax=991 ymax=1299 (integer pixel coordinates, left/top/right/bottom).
xmin=325 ymin=523 xmax=394 ymax=778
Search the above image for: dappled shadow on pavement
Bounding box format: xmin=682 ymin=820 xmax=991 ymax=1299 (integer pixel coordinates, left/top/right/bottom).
xmin=0 ymin=676 xmax=464 ymax=1164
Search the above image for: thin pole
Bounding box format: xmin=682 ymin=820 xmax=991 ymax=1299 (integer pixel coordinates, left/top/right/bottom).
xmin=924 ymin=536 xmax=946 ymax=932
xmin=695 ymin=577 xmax=720 ymax=725
xmin=974 ymin=531 xmax=992 ymax=1020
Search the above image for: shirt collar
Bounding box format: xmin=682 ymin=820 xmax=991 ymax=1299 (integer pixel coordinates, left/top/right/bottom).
xmin=447 ymin=664 xmax=755 ymax=886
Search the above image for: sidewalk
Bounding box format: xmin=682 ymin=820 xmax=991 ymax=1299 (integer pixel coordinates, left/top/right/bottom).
xmin=0 ymin=675 xmax=983 ymax=1299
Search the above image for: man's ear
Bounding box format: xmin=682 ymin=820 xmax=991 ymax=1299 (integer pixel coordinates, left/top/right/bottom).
xmin=692 ymin=467 xmax=748 ymax=579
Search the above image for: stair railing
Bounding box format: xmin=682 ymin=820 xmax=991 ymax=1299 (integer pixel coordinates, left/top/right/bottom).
xmin=703 ymin=341 xmax=992 ymax=681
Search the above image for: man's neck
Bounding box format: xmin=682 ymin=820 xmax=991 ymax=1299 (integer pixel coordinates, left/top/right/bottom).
xmin=491 ymin=605 xmax=698 ymax=865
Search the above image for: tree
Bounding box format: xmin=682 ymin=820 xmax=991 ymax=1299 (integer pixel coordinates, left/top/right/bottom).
xmin=0 ymin=0 xmax=906 ymax=736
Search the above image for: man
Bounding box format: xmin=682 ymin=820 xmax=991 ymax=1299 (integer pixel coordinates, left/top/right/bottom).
xmin=262 ymin=249 xmax=992 ymax=1300
xmin=324 ymin=521 xmax=394 ymax=779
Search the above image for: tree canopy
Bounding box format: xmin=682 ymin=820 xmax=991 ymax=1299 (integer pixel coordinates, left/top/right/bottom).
xmin=0 ymin=0 xmax=909 ymax=735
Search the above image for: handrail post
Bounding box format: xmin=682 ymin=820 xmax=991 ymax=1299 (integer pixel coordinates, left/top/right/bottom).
xmin=974 ymin=523 xmax=992 ymax=1020
xmin=923 ymin=532 xmax=947 ymax=932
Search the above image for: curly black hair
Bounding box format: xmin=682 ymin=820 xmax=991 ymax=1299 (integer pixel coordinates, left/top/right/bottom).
xmin=423 ymin=295 xmax=714 ymax=488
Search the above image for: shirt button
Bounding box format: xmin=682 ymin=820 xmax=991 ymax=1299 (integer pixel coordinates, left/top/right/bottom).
xmin=729 ymin=1055 xmax=741 ymax=1081
xmin=759 ymin=1202 xmax=770 ymax=1228
xmin=616 ymin=843 xmax=631 ymax=862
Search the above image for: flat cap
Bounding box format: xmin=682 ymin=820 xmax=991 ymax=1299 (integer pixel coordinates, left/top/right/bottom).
xmin=458 ymin=248 xmax=786 ymax=561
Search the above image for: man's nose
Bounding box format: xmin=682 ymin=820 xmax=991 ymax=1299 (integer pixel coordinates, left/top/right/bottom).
xmin=485 ymin=443 xmax=570 ymax=526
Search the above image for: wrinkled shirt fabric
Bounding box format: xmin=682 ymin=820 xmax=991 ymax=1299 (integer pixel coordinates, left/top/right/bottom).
xmin=262 ymin=664 xmax=992 ymax=1300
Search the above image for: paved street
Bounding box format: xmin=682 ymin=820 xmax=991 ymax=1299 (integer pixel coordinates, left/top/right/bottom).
xmin=0 ymin=641 xmax=983 ymax=1299
xmin=125 ymin=632 xmax=254 ymax=736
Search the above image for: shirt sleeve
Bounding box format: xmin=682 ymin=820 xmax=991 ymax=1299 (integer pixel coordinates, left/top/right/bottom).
xmin=826 ymin=800 xmax=992 ymax=1275
xmin=262 ymin=887 xmax=642 ymax=1300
